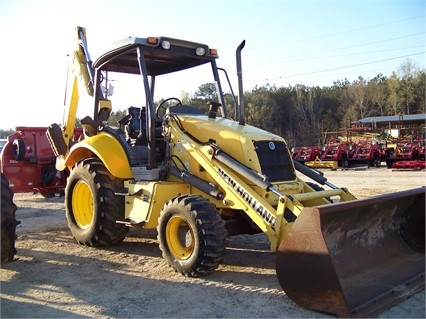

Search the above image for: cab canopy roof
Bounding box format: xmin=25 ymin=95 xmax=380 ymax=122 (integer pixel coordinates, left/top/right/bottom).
xmin=93 ymin=36 xmax=218 ymax=76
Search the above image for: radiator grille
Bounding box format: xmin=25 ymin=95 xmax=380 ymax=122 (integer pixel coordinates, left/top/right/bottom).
xmin=253 ymin=140 xmax=296 ymax=182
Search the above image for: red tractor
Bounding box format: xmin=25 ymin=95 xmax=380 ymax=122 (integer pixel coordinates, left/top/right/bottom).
xmin=385 ymin=140 xmax=421 ymax=169
xmin=320 ymin=142 xmax=349 ymax=167
xmin=347 ymin=141 xmax=383 ymax=168
xmin=292 ymin=146 xmax=322 ymax=163
xmin=0 ymin=126 xmax=84 ymax=197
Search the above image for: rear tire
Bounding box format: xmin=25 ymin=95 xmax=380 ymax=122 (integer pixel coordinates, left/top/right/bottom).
xmin=374 ymin=158 xmax=381 ymax=167
xmin=65 ymin=158 xmax=129 ymax=247
xmin=340 ymin=156 xmax=349 ymax=168
xmin=157 ymin=195 xmax=227 ymax=277
xmin=1 ymin=173 xmax=19 ymax=261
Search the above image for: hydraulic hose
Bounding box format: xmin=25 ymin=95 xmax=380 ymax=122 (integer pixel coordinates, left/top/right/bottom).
xmin=293 ymin=160 xmax=338 ymax=189
xmin=213 ymin=148 xmax=273 ymax=191
xmin=169 ymin=166 xmax=224 ymax=200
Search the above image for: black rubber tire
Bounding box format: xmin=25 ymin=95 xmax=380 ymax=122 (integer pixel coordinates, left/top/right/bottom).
xmin=385 ymin=150 xmax=394 ymax=168
xmin=65 ymin=158 xmax=129 ymax=247
xmin=1 ymin=173 xmax=19 ymax=262
xmin=12 ymin=139 xmax=25 ymax=161
xmin=46 ymin=124 xmax=68 ymax=156
xmin=374 ymin=158 xmax=381 ymax=168
xmin=340 ymin=155 xmax=349 ymax=168
xmin=41 ymin=164 xmax=57 ymax=186
xmin=39 ymin=164 xmax=59 ymax=198
xmin=157 ymin=195 xmax=227 ymax=277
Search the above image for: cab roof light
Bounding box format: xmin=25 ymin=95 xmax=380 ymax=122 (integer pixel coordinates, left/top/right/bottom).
xmin=147 ymin=37 xmax=158 ymax=44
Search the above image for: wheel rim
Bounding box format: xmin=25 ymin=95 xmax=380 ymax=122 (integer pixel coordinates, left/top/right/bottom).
xmin=72 ymin=180 xmax=94 ymax=229
xmin=166 ymin=216 xmax=195 ymax=260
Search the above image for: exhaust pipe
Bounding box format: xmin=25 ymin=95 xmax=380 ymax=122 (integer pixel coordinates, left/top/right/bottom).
xmin=236 ymin=40 xmax=246 ymax=125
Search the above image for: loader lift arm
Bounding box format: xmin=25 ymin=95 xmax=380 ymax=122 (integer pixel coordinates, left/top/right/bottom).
xmin=164 ymin=113 xmax=357 ymax=251
xmin=164 ymin=40 xmax=425 ymax=317
xmin=168 ymin=112 xmax=425 ymax=317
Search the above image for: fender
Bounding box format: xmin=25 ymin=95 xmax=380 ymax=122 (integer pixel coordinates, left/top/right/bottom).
xmin=65 ymin=132 xmax=133 ymax=179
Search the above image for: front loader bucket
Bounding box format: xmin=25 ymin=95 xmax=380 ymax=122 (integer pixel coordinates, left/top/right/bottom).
xmin=276 ymin=187 xmax=425 ymax=318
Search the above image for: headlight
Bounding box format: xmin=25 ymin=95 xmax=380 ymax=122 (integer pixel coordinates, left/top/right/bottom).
xmin=195 ymin=47 xmax=205 ymax=56
xmin=161 ymin=41 xmax=171 ymax=49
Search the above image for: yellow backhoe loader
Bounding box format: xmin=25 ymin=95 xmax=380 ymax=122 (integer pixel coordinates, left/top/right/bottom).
xmin=47 ymin=27 xmax=424 ymax=318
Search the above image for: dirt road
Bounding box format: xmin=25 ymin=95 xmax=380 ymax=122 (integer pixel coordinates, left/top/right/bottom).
xmin=1 ymin=167 xmax=425 ymax=318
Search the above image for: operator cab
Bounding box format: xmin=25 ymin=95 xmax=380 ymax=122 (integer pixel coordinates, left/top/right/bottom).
xmin=89 ymin=36 xmax=228 ymax=179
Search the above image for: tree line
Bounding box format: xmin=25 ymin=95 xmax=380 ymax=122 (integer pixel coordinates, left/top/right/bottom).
xmin=104 ymin=59 xmax=424 ymax=147
xmin=180 ymin=59 xmax=425 ymax=147
xmin=1 ymin=60 xmax=423 ymax=147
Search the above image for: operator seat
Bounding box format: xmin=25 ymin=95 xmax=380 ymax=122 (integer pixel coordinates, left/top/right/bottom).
xmin=81 ymin=101 xmax=112 ymax=136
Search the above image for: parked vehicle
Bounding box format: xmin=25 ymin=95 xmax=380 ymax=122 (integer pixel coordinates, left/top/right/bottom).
xmin=320 ymin=142 xmax=349 ymax=167
xmin=0 ymin=126 xmax=83 ymax=197
xmin=292 ymin=146 xmax=322 ymax=163
xmin=347 ymin=141 xmax=383 ymax=168
xmin=385 ymin=140 xmax=421 ymax=168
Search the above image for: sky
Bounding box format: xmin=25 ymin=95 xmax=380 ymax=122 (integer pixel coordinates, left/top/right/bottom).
xmin=0 ymin=0 xmax=424 ymax=130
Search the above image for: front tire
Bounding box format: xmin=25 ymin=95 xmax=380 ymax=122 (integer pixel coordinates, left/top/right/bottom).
xmin=157 ymin=195 xmax=227 ymax=277
xmin=65 ymin=158 xmax=129 ymax=247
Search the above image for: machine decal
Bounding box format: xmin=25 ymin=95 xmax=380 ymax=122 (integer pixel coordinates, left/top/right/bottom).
xmin=218 ymin=168 xmax=276 ymax=226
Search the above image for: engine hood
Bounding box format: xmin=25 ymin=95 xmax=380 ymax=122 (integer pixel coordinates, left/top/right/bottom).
xmin=175 ymin=115 xmax=288 ymax=174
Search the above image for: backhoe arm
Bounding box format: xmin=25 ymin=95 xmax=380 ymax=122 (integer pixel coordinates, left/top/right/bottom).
xmin=47 ymin=26 xmax=105 ymax=168
xmin=62 ymin=26 xmax=95 ymax=140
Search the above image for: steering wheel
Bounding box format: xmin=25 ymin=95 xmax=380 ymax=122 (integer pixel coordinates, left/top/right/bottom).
xmin=155 ymin=97 xmax=182 ymax=119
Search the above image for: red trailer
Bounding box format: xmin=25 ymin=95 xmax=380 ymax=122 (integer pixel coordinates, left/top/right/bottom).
xmin=0 ymin=126 xmax=84 ymax=197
